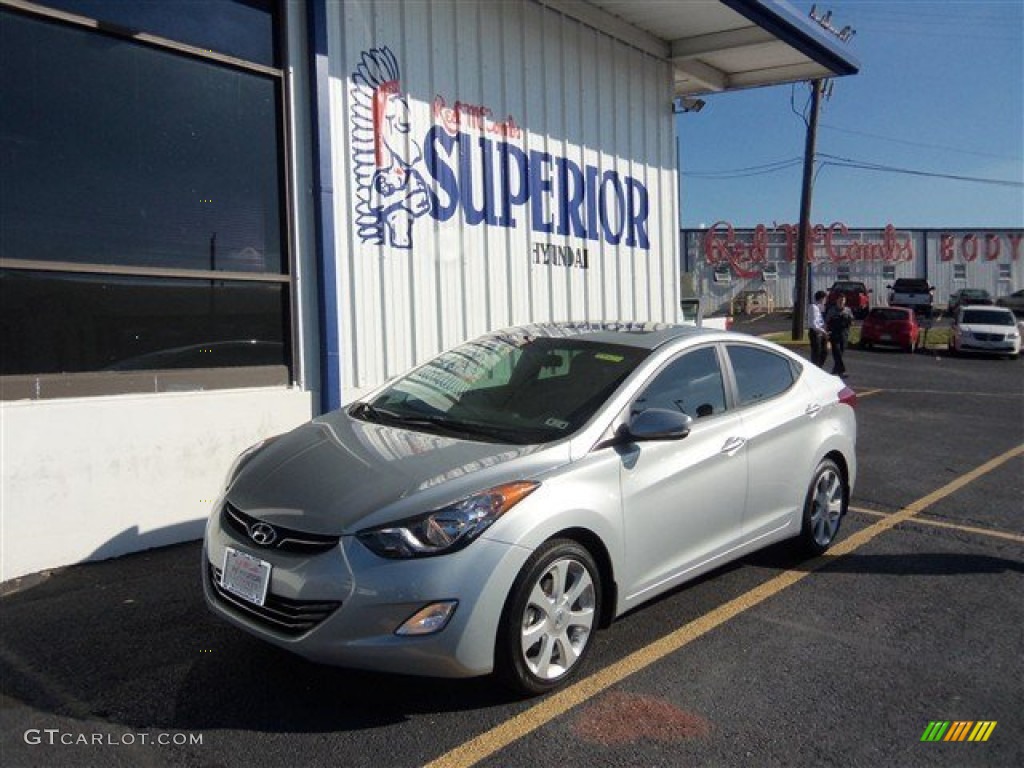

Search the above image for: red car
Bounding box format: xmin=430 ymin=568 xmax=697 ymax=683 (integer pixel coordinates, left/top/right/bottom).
xmin=826 ymin=281 xmax=871 ymax=319
xmin=859 ymin=307 xmax=919 ymax=352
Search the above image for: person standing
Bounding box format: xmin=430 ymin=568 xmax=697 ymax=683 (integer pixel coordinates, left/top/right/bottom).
xmin=825 ymin=294 xmax=854 ymax=378
xmin=807 ymin=290 xmax=828 ymax=367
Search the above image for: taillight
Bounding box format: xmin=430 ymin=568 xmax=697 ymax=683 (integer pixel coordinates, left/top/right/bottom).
xmin=838 ymin=386 xmax=857 ymax=409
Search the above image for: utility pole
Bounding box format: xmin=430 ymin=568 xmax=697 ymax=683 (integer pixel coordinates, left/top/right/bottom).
xmin=791 ymin=79 xmax=822 ymax=340
xmin=792 ymin=6 xmax=855 ymax=340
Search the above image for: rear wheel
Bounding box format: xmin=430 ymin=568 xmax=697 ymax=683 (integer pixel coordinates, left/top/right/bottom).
xmin=496 ymin=539 xmax=601 ymax=696
xmin=797 ymin=458 xmax=846 ymax=556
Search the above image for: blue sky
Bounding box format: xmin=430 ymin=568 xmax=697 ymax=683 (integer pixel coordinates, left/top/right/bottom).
xmin=677 ymin=0 xmax=1024 ymax=230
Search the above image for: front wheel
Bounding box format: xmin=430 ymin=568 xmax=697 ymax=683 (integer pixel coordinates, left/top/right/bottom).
xmin=496 ymin=539 xmax=601 ymax=696
xmin=797 ymin=458 xmax=847 ymax=556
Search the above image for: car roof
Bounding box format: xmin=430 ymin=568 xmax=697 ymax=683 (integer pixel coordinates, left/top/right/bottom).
xmin=961 ymin=305 xmax=1013 ymax=314
xmin=479 ymin=322 xmax=716 ymax=351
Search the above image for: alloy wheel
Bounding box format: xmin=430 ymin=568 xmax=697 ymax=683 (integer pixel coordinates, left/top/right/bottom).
xmin=519 ymin=557 xmax=596 ymax=681
xmin=809 ymin=466 xmax=844 ymax=548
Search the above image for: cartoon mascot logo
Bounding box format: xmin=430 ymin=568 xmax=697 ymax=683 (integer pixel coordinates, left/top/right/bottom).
xmin=350 ymin=46 xmax=431 ymax=249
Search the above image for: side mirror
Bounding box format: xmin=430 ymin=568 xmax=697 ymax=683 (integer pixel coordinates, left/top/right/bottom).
xmin=621 ymin=408 xmax=693 ymax=442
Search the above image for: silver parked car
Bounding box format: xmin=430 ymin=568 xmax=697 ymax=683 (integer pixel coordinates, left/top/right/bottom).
xmin=203 ymin=323 xmax=858 ymax=695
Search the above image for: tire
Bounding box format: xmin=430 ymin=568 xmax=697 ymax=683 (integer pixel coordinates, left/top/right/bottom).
xmin=496 ymin=539 xmax=601 ymax=696
xmin=797 ymin=458 xmax=846 ymax=556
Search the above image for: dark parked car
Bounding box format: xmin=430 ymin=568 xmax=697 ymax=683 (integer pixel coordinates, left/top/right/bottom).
xmin=859 ymin=307 xmax=919 ymax=353
xmin=995 ymin=289 xmax=1024 ymax=316
xmin=826 ymin=281 xmax=871 ymax=319
xmin=948 ymin=288 xmax=993 ymax=316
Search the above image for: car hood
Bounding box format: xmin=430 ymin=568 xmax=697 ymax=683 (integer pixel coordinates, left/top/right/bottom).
xmin=225 ymin=410 xmax=563 ymax=534
xmin=960 ymin=321 xmax=1016 ymax=334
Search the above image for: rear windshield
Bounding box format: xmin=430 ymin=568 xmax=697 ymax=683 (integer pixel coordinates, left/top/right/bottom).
xmin=962 ymin=309 xmax=1015 ymax=326
xmin=832 ymin=282 xmax=866 ymax=291
xmin=869 ymin=309 xmax=910 ymax=322
xmin=893 ymin=280 xmax=930 ymax=291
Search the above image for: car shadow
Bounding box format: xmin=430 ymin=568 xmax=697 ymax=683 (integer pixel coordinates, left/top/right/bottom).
xmin=744 ymin=543 xmax=1024 ymax=576
xmin=0 ymin=541 xmax=519 ymax=736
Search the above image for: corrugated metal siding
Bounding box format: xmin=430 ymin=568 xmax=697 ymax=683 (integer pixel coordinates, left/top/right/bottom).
xmin=326 ymin=0 xmax=678 ymax=398
xmin=925 ymin=230 xmax=1023 ymax=302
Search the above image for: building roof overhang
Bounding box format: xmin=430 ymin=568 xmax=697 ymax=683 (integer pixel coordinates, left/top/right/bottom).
xmin=540 ymin=0 xmax=860 ymax=96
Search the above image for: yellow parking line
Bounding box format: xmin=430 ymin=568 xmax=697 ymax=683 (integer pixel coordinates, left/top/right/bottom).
xmin=850 ymin=505 xmax=1024 ymax=544
xmin=425 ymin=443 xmax=1024 ymax=768
xmin=855 ymin=388 xmax=883 ymax=398
xmin=874 ymin=388 xmax=1020 ymax=399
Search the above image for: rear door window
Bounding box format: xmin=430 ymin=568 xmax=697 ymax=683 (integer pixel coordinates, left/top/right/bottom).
xmin=726 ymin=345 xmax=797 ymax=406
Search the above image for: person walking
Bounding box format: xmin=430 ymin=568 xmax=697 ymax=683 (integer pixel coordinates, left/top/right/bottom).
xmin=806 ymin=290 xmax=828 ymax=368
xmin=825 ymin=294 xmax=854 ymax=378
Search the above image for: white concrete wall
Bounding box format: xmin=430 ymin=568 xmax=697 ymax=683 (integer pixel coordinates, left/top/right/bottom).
xmin=0 ymin=388 xmax=312 ymax=582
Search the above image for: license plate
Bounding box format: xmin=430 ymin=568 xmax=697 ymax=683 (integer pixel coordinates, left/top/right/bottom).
xmin=880 ymin=333 xmax=892 ymax=341
xmin=221 ymin=547 xmax=271 ymax=606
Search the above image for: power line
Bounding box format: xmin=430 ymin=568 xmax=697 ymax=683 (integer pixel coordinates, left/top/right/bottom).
xmin=820 ymin=123 xmax=1023 ymax=161
xmin=817 ymin=153 xmax=1024 ymax=188
xmin=682 ymin=157 xmax=802 ymax=178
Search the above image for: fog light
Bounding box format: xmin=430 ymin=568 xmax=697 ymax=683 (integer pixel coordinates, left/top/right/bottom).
xmin=395 ymin=601 xmax=458 ymax=636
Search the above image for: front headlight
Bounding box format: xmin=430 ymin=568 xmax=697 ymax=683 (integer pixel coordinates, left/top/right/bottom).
xmin=358 ymin=481 xmax=539 ymax=558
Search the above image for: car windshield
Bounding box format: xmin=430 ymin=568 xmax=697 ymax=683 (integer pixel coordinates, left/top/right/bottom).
xmin=832 ymin=282 xmax=864 ymax=291
xmin=354 ymin=332 xmax=650 ymax=444
xmin=961 ymin=290 xmax=989 ymax=299
xmin=894 ymin=280 xmax=929 ymax=291
xmin=962 ymin=309 xmax=1015 ymax=326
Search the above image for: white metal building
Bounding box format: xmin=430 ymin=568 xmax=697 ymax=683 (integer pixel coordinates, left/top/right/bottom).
xmin=682 ymin=223 xmax=1024 ymax=313
xmin=0 ymin=0 xmax=857 ymax=582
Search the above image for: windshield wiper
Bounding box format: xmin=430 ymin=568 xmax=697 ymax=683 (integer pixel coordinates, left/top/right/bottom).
xmin=354 ymin=403 xmax=512 ymax=441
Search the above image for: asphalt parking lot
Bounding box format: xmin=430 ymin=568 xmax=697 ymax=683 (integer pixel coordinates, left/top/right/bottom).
xmin=2 ymin=321 xmax=1021 ymax=768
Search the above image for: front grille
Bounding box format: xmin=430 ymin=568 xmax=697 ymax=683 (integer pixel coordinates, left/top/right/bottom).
xmin=209 ymin=565 xmax=341 ymax=636
xmin=222 ymin=502 xmax=340 ymax=554
xmin=973 ymin=333 xmax=1005 ymax=342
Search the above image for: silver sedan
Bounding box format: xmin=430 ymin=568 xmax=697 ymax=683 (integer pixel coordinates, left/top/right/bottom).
xmin=203 ymin=323 xmax=857 ymax=695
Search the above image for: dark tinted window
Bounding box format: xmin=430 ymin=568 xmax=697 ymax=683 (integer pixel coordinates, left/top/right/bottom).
xmin=893 ymin=279 xmax=930 ymax=291
xmin=0 ymin=270 xmax=288 ymax=375
xmin=634 ymin=347 xmax=726 ymax=419
xmin=0 ymin=10 xmax=284 ymax=274
xmin=33 ymin=0 xmax=278 ymax=66
xmin=727 ymin=345 xmax=797 ymax=406
xmin=961 ymin=309 xmax=1015 ymax=327
xmin=869 ymin=309 xmax=912 ymax=322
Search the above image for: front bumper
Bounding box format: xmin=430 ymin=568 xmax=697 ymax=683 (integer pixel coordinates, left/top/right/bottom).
xmin=202 ymin=508 xmax=532 ymax=678
xmin=954 ymin=337 xmax=1020 ymax=355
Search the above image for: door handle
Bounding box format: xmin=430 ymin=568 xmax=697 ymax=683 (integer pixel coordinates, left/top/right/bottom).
xmin=721 ymin=436 xmax=746 ymax=456
xmin=805 ymin=403 xmax=822 ymax=418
